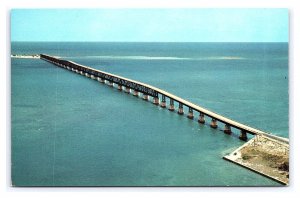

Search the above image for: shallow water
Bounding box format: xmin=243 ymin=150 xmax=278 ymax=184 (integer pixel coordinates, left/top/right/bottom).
xmin=11 ymin=42 xmax=288 ymax=186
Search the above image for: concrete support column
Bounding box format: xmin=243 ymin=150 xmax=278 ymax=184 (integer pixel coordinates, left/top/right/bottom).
xmin=117 ymin=84 xmax=122 ymax=91
xmin=153 ymin=97 xmax=159 ymax=105
xmin=224 ymin=124 xmax=232 ymax=135
xmin=187 ymin=107 xmax=194 ymax=119
xmin=125 ymin=87 xmax=130 ymax=94
xmin=198 ymin=112 xmax=205 ymax=124
xmin=160 ymin=95 xmax=166 ymax=108
xmin=178 ymin=103 xmax=184 ymax=115
xmin=75 ymin=69 xmax=79 ymax=73
xmin=239 ymin=130 xmax=248 ymax=141
xmin=97 ymin=77 xmax=104 ymax=83
xmin=90 ymin=74 xmax=95 ymax=79
xmin=80 ymin=71 xmax=84 ymax=75
xmin=108 ymin=81 xmax=113 ymax=86
xmin=210 ymin=118 xmax=218 ymax=128
xmin=168 ymin=99 xmax=175 ymax=111
xmin=85 ymin=73 xmax=90 ymax=77
xmin=133 ymin=90 xmax=139 ymax=97
xmin=143 ymin=94 xmax=149 ymax=100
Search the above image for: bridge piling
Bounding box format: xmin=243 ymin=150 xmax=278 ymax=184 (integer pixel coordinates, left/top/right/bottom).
xmin=178 ymin=103 xmax=184 ymax=115
xmin=97 ymin=77 xmax=104 ymax=83
xmin=210 ymin=118 xmax=218 ymax=128
xmin=168 ymin=99 xmax=175 ymax=111
xmin=239 ymin=130 xmax=248 ymax=141
xmin=133 ymin=90 xmax=139 ymax=97
xmin=198 ymin=112 xmax=205 ymax=124
xmin=117 ymin=84 xmax=122 ymax=91
xmin=160 ymin=95 xmax=166 ymax=108
xmin=187 ymin=107 xmax=194 ymax=119
xmin=224 ymin=124 xmax=232 ymax=135
xmin=153 ymin=97 xmax=159 ymax=105
xmin=143 ymin=94 xmax=149 ymax=100
xmin=125 ymin=87 xmax=130 ymax=94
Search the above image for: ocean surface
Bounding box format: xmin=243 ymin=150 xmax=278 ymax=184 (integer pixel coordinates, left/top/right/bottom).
xmin=11 ymin=42 xmax=288 ymax=186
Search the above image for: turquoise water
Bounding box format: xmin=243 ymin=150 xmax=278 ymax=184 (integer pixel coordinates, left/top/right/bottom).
xmin=11 ymin=42 xmax=288 ymax=186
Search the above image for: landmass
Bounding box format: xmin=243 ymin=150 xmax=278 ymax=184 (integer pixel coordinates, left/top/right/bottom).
xmin=223 ymin=134 xmax=289 ymax=185
xmin=11 ymin=54 xmax=40 ymax=59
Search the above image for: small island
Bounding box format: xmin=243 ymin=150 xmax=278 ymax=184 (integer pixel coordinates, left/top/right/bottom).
xmin=224 ymin=135 xmax=289 ymax=185
xmin=11 ymin=54 xmax=40 ymax=59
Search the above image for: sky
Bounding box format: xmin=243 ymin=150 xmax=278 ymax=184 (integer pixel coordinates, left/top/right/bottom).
xmin=10 ymin=9 xmax=288 ymax=42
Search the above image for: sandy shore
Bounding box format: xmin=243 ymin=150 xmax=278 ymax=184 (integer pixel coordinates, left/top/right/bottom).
xmin=11 ymin=54 xmax=40 ymax=59
xmin=223 ymin=135 xmax=289 ymax=185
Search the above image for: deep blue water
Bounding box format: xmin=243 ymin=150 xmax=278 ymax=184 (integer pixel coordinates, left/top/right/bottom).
xmin=11 ymin=42 xmax=288 ymax=186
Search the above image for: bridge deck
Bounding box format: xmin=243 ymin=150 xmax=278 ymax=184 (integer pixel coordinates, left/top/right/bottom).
xmin=40 ymin=54 xmax=289 ymax=144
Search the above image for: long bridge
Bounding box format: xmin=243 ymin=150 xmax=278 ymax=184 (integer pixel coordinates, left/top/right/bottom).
xmin=40 ymin=54 xmax=289 ymax=144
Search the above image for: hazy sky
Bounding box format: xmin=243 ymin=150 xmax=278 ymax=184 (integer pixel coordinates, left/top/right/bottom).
xmin=11 ymin=9 xmax=288 ymax=42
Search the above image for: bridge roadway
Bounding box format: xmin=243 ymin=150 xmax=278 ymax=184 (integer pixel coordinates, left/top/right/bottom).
xmin=40 ymin=54 xmax=289 ymax=144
